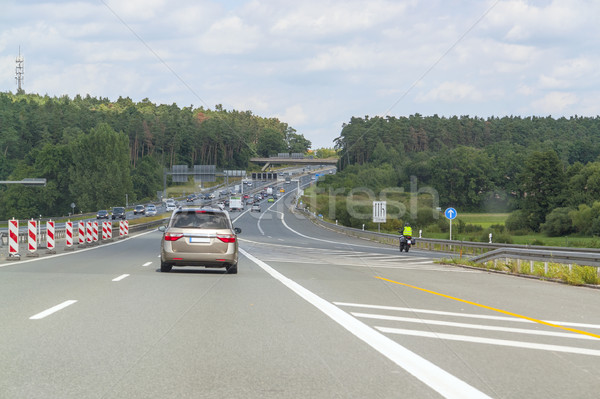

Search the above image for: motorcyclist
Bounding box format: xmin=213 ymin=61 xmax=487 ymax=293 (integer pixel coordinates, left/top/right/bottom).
xmin=402 ymin=222 xmax=412 ymax=237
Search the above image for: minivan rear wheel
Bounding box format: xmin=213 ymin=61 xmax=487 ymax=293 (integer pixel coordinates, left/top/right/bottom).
xmin=226 ymin=263 xmax=238 ymax=274
xmin=160 ymin=260 xmax=172 ymax=272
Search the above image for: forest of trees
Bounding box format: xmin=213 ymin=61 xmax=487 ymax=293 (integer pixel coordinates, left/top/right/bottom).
xmin=324 ymin=114 xmax=600 ymax=234
xmin=0 ymin=92 xmax=311 ymax=218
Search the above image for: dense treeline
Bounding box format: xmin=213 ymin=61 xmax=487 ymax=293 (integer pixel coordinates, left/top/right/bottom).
xmin=0 ymin=92 xmax=310 ymax=218
xmin=324 ymin=114 xmax=600 ymax=234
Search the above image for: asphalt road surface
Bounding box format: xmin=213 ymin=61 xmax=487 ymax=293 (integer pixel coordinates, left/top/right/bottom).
xmin=1 ymin=191 xmax=600 ymax=398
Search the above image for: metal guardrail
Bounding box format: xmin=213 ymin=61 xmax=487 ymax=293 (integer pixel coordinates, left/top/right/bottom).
xmin=471 ymin=248 xmax=600 ymax=268
xmin=294 ymin=207 xmax=600 ymax=268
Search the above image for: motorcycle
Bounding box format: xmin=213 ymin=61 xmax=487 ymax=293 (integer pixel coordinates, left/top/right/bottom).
xmin=399 ymin=234 xmax=415 ymax=252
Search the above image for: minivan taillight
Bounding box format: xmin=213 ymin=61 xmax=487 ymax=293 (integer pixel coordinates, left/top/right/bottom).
xmin=217 ymin=234 xmax=236 ymax=243
xmin=164 ymin=233 xmax=184 ymax=241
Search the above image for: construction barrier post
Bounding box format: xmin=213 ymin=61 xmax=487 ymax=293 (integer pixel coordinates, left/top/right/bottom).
xmin=7 ymin=218 xmax=20 ymax=259
xmin=78 ymin=221 xmax=85 ymax=246
xmin=27 ymin=219 xmax=39 ymax=257
xmin=65 ymin=221 xmax=74 ymax=251
xmin=92 ymin=221 xmax=98 ymax=244
xmin=46 ymin=220 xmax=56 ymax=254
xmin=86 ymin=221 xmax=92 ymax=244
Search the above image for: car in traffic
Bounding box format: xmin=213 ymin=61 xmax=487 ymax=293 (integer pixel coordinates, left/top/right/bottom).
xmin=158 ymin=207 xmax=241 ymax=274
xmin=165 ymin=199 xmax=177 ymax=212
xmin=145 ymin=204 xmax=157 ymax=216
xmin=186 ymin=194 xmax=195 ymax=202
xmin=267 ymin=197 xmax=275 ymax=203
xmin=251 ymin=204 xmax=261 ymax=212
xmin=111 ymin=207 xmax=126 ymax=220
xmin=134 ymin=204 xmax=145 ymax=215
xmin=96 ymin=210 xmax=109 ymax=219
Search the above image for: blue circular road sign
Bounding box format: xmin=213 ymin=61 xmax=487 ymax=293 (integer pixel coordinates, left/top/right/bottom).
xmin=445 ymin=207 xmax=457 ymax=220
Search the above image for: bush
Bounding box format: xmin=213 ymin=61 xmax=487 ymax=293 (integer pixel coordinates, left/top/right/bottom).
xmin=505 ymin=210 xmax=527 ymax=232
xmin=541 ymin=207 xmax=574 ymax=237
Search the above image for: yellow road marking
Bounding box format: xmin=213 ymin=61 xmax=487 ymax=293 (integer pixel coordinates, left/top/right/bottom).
xmin=375 ymin=276 xmax=600 ymax=340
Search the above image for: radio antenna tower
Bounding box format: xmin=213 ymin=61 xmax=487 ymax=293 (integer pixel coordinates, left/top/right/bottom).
xmin=15 ymin=46 xmax=24 ymax=93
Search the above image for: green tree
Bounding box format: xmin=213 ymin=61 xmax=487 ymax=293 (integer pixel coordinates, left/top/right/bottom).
xmin=69 ymin=123 xmax=133 ymax=211
xmin=517 ymin=150 xmax=566 ymax=231
xmin=132 ymin=156 xmax=162 ymax=201
xmin=257 ymin=128 xmax=286 ymax=157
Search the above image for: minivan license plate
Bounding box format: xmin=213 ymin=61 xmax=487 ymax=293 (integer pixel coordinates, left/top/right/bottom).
xmin=190 ymin=237 xmax=210 ymax=243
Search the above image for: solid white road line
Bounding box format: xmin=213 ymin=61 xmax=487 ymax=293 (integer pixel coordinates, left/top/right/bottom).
xmin=142 ymin=262 xmax=152 ymax=267
xmin=29 ymin=300 xmax=77 ymax=320
xmin=377 ymin=327 xmax=600 ymax=357
xmin=240 ymin=248 xmax=491 ymax=399
xmin=112 ymin=274 xmax=130 ymax=282
xmin=335 ymin=302 xmax=600 ymax=330
xmin=353 ymin=312 xmax=598 ymax=341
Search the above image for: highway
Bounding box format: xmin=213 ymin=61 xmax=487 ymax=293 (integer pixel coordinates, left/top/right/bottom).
xmin=1 ymin=187 xmax=600 ymax=398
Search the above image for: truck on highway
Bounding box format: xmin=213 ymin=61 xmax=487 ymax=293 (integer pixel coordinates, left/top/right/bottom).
xmin=266 ymin=187 xmax=273 ymax=195
xmin=229 ymin=196 xmax=243 ymax=212
xmin=285 ymin=176 xmax=291 ymax=184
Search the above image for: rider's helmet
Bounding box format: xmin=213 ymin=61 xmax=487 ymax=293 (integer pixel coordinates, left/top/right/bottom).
xmin=405 ymin=222 xmax=410 ymax=227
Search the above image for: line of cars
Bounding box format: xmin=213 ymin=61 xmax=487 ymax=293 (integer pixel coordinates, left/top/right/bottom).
xmin=96 ymin=204 xmax=158 ymax=220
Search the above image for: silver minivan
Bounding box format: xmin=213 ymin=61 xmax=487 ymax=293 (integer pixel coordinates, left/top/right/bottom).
xmin=159 ymin=208 xmax=241 ymax=273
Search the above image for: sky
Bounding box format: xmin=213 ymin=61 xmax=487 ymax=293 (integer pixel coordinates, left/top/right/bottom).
xmin=1 ymin=0 xmax=599 ymax=149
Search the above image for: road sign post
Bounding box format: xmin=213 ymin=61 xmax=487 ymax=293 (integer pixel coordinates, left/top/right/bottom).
xmin=373 ymin=201 xmax=386 ymax=233
xmin=445 ymin=207 xmax=457 ymax=241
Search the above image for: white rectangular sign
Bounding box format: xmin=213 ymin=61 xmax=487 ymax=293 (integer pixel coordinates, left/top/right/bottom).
xmin=373 ymin=201 xmax=386 ymax=223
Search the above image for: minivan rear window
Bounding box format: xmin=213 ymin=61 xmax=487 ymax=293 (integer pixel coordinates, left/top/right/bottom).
xmin=172 ymin=211 xmax=229 ymax=229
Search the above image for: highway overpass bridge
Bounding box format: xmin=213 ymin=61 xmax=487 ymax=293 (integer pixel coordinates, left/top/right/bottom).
xmin=250 ymin=157 xmax=338 ymax=171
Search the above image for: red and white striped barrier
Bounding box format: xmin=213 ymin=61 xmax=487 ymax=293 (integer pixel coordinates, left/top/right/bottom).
xmin=106 ymin=221 xmax=112 ymax=239
xmin=28 ymin=219 xmax=37 ymax=254
xmin=86 ymin=221 xmax=92 ymax=244
xmin=8 ymin=218 xmax=19 ymax=256
xmin=46 ymin=220 xmax=55 ymax=252
xmin=78 ymin=221 xmax=85 ymax=245
xmin=101 ymin=222 xmax=108 ymax=240
xmin=93 ymin=221 xmax=98 ymax=242
xmin=66 ymin=221 xmax=73 ymax=248
xmin=119 ymin=220 xmax=129 ymax=238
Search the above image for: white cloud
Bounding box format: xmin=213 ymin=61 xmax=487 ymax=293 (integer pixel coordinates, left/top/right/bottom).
xmin=418 ymin=81 xmax=483 ymax=103
xmin=276 ymin=105 xmax=308 ymax=127
xmin=531 ymin=91 xmax=578 ymax=114
xmin=197 ymin=16 xmax=261 ymax=54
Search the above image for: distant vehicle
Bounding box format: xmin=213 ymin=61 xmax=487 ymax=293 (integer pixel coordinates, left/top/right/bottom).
xmin=251 ymin=204 xmax=261 ymax=212
xmin=134 ymin=205 xmax=145 ymax=215
xmin=266 ymin=187 xmax=273 ymax=195
xmin=285 ymin=176 xmax=291 ymax=184
xmin=186 ymin=195 xmax=195 ymax=202
xmin=145 ymin=204 xmax=157 ymax=216
xmin=96 ymin=210 xmax=109 ymax=219
xmin=158 ymin=207 xmax=241 ymax=274
xmin=111 ymin=207 xmax=126 ymax=220
xmin=165 ymin=199 xmax=177 ymax=212
xmin=229 ymin=196 xmax=243 ymax=212
xmin=267 ymin=197 xmax=275 ymax=203
xmin=279 ymin=188 xmax=285 ymax=193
